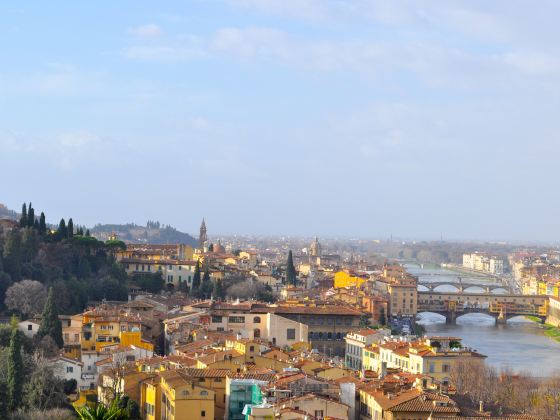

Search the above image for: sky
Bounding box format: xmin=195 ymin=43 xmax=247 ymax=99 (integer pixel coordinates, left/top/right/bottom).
xmin=1 ymin=1 xmax=560 ymax=241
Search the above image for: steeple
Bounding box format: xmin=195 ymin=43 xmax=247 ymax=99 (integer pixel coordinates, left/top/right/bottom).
xmin=199 ymin=218 xmax=208 ymax=250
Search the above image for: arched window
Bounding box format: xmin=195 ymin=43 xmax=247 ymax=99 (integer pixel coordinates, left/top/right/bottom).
xmin=254 ymin=328 xmax=261 ymax=338
xmin=253 ymin=316 xmax=261 ymax=323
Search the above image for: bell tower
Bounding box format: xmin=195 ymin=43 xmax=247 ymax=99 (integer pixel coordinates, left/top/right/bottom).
xmin=199 ymin=218 xmax=207 ymax=250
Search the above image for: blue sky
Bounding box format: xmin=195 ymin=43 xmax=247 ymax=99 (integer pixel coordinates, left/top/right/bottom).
xmin=1 ymin=1 xmax=560 ymax=241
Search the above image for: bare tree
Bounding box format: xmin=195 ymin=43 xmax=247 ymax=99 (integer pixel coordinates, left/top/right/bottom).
xmin=4 ymin=280 xmax=47 ymax=317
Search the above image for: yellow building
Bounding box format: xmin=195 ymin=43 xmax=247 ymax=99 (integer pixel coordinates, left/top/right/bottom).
xmin=334 ymin=271 xmax=366 ymax=289
xmin=362 ymin=337 xmax=486 ymax=387
xmin=159 ymin=370 xmax=215 ymax=420
xmin=387 ymin=283 xmax=417 ymax=317
xmin=79 ymin=309 xmax=154 ymax=353
xmin=359 ymin=387 xmax=459 ymax=419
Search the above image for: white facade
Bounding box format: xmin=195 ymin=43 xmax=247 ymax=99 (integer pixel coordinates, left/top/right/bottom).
xmin=18 ymin=320 xmax=40 ymax=338
xmin=345 ymin=329 xmax=390 ymax=371
xmin=463 ymin=253 xmax=504 ymax=275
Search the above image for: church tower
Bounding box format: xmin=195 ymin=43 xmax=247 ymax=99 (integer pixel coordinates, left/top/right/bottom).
xmin=310 ymin=236 xmax=322 ymax=257
xmin=199 ymin=218 xmax=207 ymax=250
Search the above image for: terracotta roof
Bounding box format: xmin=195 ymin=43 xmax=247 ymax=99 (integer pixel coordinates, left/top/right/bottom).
xmin=181 ymin=368 xmax=230 ymax=378
xmin=390 ymin=392 xmax=459 ymax=414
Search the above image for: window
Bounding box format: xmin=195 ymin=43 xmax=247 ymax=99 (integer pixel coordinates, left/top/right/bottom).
xmin=201 ymin=410 xmax=206 ymax=417
xmin=315 ymin=410 xmax=324 ymax=418
xmin=253 ymin=316 xmax=261 ymax=323
xmin=179 ymin=276 xmax=182 ymax=282
xmin=27 ymin=324 xmax=33 ymax=331
xmin=212 ymin=316 xmax=223 ymax=323
xmin=181 ymin=390 xmax=189 ymax=397
xmin=228 ymin=316 xmax=245 ymax=323
xmin=287 ymin=328 xmax=296 ymax=340
xmin=200 ymin=390 xmax=208 ymax=396
xmin=126 ymin=355 xmax=135 ymax=362
xmin=249 ymin=346 xmax=255 ymax=352
xmin=66 ymin=366 xmax=74 ymax=373
xmin=254 ymin=328 xmax=261 ymax=338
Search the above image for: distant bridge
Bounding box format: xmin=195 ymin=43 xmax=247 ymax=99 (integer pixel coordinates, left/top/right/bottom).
xmin=417 ymin=281 xmax=511 ymax=294
xmin=417 ymin=291 xmax=547 ymax=324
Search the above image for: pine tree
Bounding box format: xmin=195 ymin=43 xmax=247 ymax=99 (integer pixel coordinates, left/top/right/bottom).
xmin=39 ymin=212 xmax=46 ymax=235
xmin=85 ymin=229 xmax=91 ymax=237
xmin=192 ymin=261 xmax=201 ymax=290
xmin=19 ymin=203 xmax=27 ymax=228
xmin=286 ymin=250 xmax=297 ymax=286
xmin=37 ymin=287 xmax=64 ymax=348
xmin=27 ymin=202 xmax=35 ymax=228
xmin=7 ymin=328 xmax=23 ymax=411
xmin=67 ymin=218 xmax=74 ymax=238
xmin=58 ymin=218 xmax=67 ymax=239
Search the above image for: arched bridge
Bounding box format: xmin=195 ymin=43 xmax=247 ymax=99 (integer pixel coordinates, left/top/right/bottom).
xmin=417 ymin=291 xmax=547 ymax=324
xmin=418 ymin=281 xmax=511 ymax=294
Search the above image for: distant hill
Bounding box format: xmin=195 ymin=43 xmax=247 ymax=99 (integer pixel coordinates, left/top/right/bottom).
xmin=0 ymin=203 xmax=17 ymax=220
xmin=91 ymin=221 xmax=198 ymax=245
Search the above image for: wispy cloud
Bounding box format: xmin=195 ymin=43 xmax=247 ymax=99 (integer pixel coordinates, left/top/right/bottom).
xmin=129 ymin=23 xmax=163 ymax=38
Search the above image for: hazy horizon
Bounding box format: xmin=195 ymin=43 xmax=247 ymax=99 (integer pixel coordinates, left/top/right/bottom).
xmin=2 ymin=1 xmax=560 ymax=241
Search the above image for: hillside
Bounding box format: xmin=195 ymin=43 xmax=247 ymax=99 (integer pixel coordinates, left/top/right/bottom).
xmin=91 ymin=221 xmax=197 ymax=245
xmin=0 ymin=203 xmax=17 ymax=220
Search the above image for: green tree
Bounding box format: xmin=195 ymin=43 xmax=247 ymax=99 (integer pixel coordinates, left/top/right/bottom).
xmin=19 ymin=203 xmax=27 ymax=228
xmin=75 ymin=399 xmax=128 ymax=420
xmin=8 ymin=328 xmax=23 ymax=411
xmin=212 ymin=279 xmax=225 ymax=300
xmin=67 ymin=218 xmax=74 ymax=238
xmin=126 ymin=399 xmax=140 ymax=419
xmin=192 ymin=261 xmax=201 ymax=290
xmin=37 ymin=287 xmax=63 ymax=348
xmin=27 ymin=202 xmax=35 ymax=228
xmin=38 ymin=212 xmax=46 ymax=235
xmin=85 ymin=229 xmax=91 ymax=237
xmin=198 ymin=267 xmax=212 ymax=299
xmin=58 ymin=219 xmax=67 ymax=239
xmin=285 ymin=250 xmax=297 ymax=286
xmin=3 ymin=230 xmax=23 ymax=280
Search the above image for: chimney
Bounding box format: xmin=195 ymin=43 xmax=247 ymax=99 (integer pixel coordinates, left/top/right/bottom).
xmin=380 ymin=362 xmax=387 ymax=379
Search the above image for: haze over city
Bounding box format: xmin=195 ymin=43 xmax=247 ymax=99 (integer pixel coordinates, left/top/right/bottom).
xmin=2 ymin=1 xmax=560 ymax=241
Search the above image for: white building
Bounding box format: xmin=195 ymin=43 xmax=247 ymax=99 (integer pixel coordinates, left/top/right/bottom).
xmin=344 ymin=328 xmax=390 ymax=371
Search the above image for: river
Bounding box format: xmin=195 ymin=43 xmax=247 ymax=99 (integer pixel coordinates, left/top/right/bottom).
xmin=407 ymin=263 xmax=560 ymax=373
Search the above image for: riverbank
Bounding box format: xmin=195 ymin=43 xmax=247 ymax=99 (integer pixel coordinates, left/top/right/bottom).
xmin=526 ymin=316 xmax=560 ymax=342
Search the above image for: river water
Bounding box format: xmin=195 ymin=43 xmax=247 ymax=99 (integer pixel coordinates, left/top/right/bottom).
xmin=407 ymin=263 xmax=560 ymax=373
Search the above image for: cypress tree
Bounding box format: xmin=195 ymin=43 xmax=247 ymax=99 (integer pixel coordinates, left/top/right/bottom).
xmin=67 ymin=218 xmax=74 ymax=238
xmin=85 ymin=229 xmax=91 ymax=237
xmin=58 ymin=218 xmax=67 ymax=239
xmin=286 ymin=250 xmax=297 ymax=286
xmin=212 ymin=279 xmax=225 ymax=300
xmin=37 ymin=287 xmax=64 ymax=348
xmin=3 ymin=230 xmax=22 ymax=280
xmin=7 ymin=328 xmax=23 ymax=411
xmin=19 ymin=203 xmax=27 ymax=228
xmin=27 ymin=202 xmax=35 ymax=228
xmin=199 ymin=266 xmax=212 ymax=298
xmin=192 ymin=261 xmax=201 ymax=290
xmin=39 ymin=212 xmax=46 ymax=235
